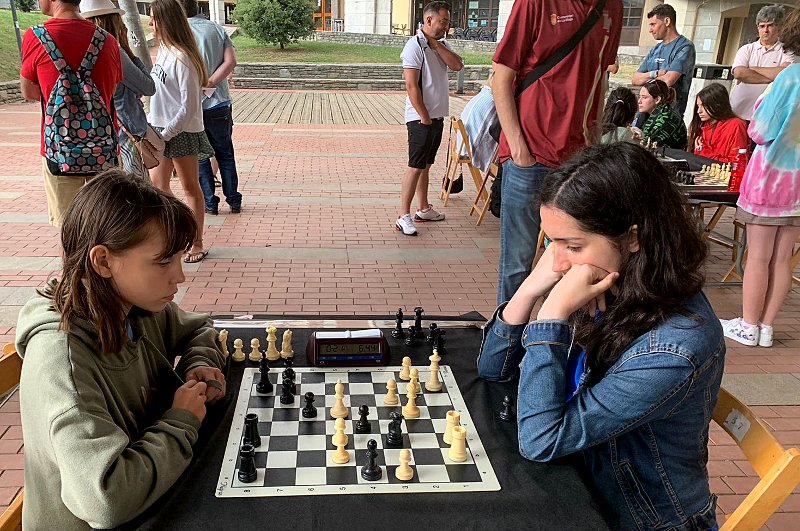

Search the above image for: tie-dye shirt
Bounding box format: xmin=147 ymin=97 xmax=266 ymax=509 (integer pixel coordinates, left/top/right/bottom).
xmin=737 ymin=64 xmax=800 ymax=218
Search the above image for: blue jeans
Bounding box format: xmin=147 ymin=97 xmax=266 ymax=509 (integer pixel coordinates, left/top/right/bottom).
xmin=497 ymin=160 xmax=549 ymax=305
xmin=198 ymin=104 xmax=242 ymax=211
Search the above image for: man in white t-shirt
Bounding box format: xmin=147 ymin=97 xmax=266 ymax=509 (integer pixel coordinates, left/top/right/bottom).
xmin=730 ymin=4 xmax=796 ymax=121
xmin=395 ymin=1 xmax=463 ymax=236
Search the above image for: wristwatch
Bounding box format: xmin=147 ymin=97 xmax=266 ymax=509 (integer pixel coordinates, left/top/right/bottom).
xmin=650 ymin=70 xmax=658 ymax=79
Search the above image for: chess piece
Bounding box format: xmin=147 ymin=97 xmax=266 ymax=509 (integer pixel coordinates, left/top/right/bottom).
xmin=256 ymin=355 xmax=272 ymax=394
xmin=218 ymin=329 xmax=229 ymax=359
xmin=499 ymin=395 xmax=516 ymax=423
xmin=413 ymin=306 xmax=424 ymax=337
xmin=384 ymin=378 xmax=399 ymax=405
xmin=426 ymin=323 xmax=438 ymax=344
xmin=355 ymin=404 xmax=371 ymax=434
xmin=237 ymin=444 xmax=258 ymax=483
xmin=404 ymin=325 xmax=416 ymax=346
xmin=395 ymin=448 xmax=414 ymax=481
xmin=279 ymin=377 xmax=294 ymax=404
xmin=302 ymin=392 xmax=317 ymax=418
xmin=399 ymin=357 xmax=412 ymax=381
xmin=391 ymin=308 xmax=405 ymax=339
xmin=435 ymin=330 xmax=447 ymax=356
xmin=410 ymin=368 xmax=420 ymax=394
xmin=448 ymin=426 xmax=468 ymax=462
xmin=243 ymin=413 xmax=261 ymax=448
xmin=443 ymin=410 xmax=461 ymax=445
xmin=425 ymin=350 xmax=442 ymax=392
xmin=280 ymin=329 xmax=294 ymax=359
xmin=232 ymin=338 xmax=245 ymax=362
xmin=700 ymin=164 xmax=707 ymax=176
xmin=332 ymin=417 xmax=348 ymax=448
xmin=249 ymin=338 xmax=262 ymax=362
xmin=330 ymin=379 xmax=348 ymax=418
xmin=332 ymin=441 xmax=350 ymax=464
xmin=360 ymin=439 xmax=382 ymax=481
xmin=283 ymin=366 xmax=296 ymax=382
xmin=282 ymin=371 xmax=296 ymax=395
xmin=265 ymin=326 xmax=281 ymax=361
xmin=402 ymin=382 xmax=419 ymax=419
xmin=386 ymin=411 xmax=403 ymax=448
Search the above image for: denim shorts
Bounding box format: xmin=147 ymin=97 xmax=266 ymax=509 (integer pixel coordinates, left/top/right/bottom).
xmin=406 ymin=118 xmax=444 ymax=169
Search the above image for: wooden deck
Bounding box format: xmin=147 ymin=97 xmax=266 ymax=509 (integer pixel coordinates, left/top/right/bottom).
xmin=231 ymin=91 xmax=470 ymax=125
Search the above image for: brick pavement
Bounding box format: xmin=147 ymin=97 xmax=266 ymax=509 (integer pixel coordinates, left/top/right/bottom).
xmin=0 ymin=90 xmax=799 ymax=528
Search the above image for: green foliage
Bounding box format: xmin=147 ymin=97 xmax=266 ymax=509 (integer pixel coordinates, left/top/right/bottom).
xmin=233 ymin=0 xmax=316 ymax=50
xmin=15 ymin=0 xmax=37 ymax=13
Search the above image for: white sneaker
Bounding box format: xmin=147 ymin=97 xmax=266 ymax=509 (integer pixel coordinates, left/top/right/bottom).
xmin=414 ymin=204 xmax=445 ymax=222
xmin=720 ymin=317 xmax=759 ymax=347
xmin=758 ymin=323 xmax=774 ymax=348
xmin=395 ymin=214 xmax=417 ymax=236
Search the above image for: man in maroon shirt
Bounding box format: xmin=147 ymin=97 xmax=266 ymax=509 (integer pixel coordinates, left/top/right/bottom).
xmin=20 ymin=0 xmax=122 ymax=227
xmin=493 ymin=0 xmax=621 ymax=303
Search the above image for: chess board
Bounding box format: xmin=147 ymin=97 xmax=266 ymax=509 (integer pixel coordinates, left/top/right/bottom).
xmin=216 ymin=365 xmax=501 ymax=497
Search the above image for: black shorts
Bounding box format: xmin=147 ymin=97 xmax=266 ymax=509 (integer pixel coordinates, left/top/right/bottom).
xmin=407 ymin=118 xmax=444 ymax=169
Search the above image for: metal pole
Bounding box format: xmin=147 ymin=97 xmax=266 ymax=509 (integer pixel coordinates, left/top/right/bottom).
xmin=10 ymin=0 xmax=24 ymax=60
xmin=456 ymin=69 xmax=464 ymax=94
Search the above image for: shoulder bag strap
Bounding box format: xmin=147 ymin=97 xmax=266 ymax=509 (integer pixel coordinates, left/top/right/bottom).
xmin=515 ymin=0 xmax=608 ymax=98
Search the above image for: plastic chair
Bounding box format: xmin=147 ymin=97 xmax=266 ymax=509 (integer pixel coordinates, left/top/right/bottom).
xmin=0 ymin=344 xmax=23 ymax=531
xmin=714 ymin=387 xmax=800 ymax=530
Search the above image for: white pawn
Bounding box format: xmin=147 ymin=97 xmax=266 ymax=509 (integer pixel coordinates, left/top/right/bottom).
xmin=330 ymin=379 xmax=349 ymax=419
xmin=332 ymin=417 xmax=348 ymax=448
xmin=266 ymin=326 xmax=280 ymax=361
xmin=399 ymin=356 xmax=412 ymax=381
xmin=218 ymin=329 xmax=229 ymax=359
xmin=332 ymin=442 xmax=350 ymax=464
xmin=402 ymin=382 xmax=420 ymax=419
xmin=410 ymin=368 xmax=420 ymax=394
xmin=700 ymin=164 xmax=707 ymax=176
xmin=395 ymin=448 xmax=414 ymax=481
xmin=384 ymin=378 xmax=399 ymax=405
xmin=232 ymin=338 xmax=245 ymax=362
xmin=280 ymin=329 xmax=294 ymax=359
xmin=448 ymin=426 xmax=468 ymax=462
xmin=425 ymin=350 xmax=442 ymax=392
xmin=249 ymin=338 xmax=262 ymax=362
xmin=443 ymin=410 xmax=461 ymax=445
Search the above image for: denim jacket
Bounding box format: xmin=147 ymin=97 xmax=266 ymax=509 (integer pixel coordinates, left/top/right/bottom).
xmin=477 ymin=292 xmax=725 ymax=530
xmin=115 ymin=49 xmax=155 ymax=138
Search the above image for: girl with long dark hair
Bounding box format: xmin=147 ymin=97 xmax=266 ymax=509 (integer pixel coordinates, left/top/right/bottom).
xmin=638 ymin=79 xmax=687 ymax=148
xmin=599 ymin=87 xmax=637 ymax=144
xmin=688 ymin=83 xmax=748 ymax=163
xmin=478 ymin=143 xmax=724 ymax=529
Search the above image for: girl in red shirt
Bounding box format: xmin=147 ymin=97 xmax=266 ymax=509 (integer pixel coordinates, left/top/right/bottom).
xmin=688 ymin=83 xmax=749 ymax=163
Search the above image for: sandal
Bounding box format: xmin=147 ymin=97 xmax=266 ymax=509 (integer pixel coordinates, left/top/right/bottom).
xmin=184 ymin=250 xmax=208 ymax=263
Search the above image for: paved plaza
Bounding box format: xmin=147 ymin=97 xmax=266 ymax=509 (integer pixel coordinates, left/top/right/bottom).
xmin=0 ymin=90 xmax=798 ymax=528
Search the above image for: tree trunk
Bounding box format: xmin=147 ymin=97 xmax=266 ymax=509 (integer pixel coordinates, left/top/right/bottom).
xmin=119 ymin=0 xmax=152 ymax=70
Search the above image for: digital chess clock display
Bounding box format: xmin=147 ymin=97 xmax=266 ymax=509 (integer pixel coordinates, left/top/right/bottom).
xmin=306 ymin=329 xmax=390 ymax=367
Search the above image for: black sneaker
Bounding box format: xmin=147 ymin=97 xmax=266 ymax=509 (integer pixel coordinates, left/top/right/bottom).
xmin=205 ymin=207 xmax=218 ymax=215
xmin=230 ymin=206 xmax=241 ymax=214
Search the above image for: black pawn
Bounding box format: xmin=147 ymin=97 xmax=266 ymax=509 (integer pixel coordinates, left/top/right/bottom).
xmin=283 ymin=366 xmax=296 ymax=383
xmin=281 ymin=373 xmax=296 ymax=395
xmin=385 ymin=411 xmax=403 ymax=448
xmin=243 ymin=412 xmax=261 ymax=447
xmin=302 ymin=392 xmax=317 ymax=418
xmin=280 ymin=377 xmax=294 ymax=404
xmin=426 ymin=323 xmax=438 ymax=344
xmin=284 ymin=356 xmax=294 ymax=369
xmin=435 ymin=329 xmax=447 ymax=356
xmin=237 ymin=444 xmax=258 ymax=483
xmin=404 ymin=325 xmax=416 ymax=346
xmin=391 ymin=308 xmax=405 ymax=338
xmin=413 ymin=306 xmax=424 ymax=337
xmin=256 ymin=356 xmax=272 ymax=394
xmin=360 ymin=439 xmax=382 ymax=481
xmin=355 ymin=404 xmax=371 ymax=434
xmin=499 ymin=395 xmax=516 ymax=423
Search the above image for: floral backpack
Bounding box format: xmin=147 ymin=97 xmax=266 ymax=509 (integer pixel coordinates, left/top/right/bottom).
xmin=31 ymin=25 xmax=117 ymax=175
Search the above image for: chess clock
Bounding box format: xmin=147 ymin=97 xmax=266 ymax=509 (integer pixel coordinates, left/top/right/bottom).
xmin=306 ymin=329 xmax=390 ymax=367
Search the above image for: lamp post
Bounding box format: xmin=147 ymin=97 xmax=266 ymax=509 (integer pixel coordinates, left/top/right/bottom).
xmin=10 ymin=0 xmax=24 ymax=60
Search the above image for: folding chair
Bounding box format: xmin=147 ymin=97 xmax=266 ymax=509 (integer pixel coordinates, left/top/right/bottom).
xmin=0 ymin=344 xmax=23 ymax=531
xmin=440 ymin=117 xmax=483 ymax=207
xmin=714 ymin=387 xmax=800 ymax=530
xmin=469 ymin=147 xmax=498 ymax=227
xmin=791 ymin=236 xmax=800 ymax=286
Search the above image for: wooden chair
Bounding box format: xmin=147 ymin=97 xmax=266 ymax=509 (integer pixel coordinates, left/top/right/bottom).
xmin=791 ymin=237 xmax=800 ymax=286
xmin=468 ymin=148 xmax=498 ymax=226
xmin=714 ymin=387 xmax=800 ymax=530
xmin=440 ymin=117 xmax=484 ymax=208
xmin=0 ymin=344 xmax=23 ymax=531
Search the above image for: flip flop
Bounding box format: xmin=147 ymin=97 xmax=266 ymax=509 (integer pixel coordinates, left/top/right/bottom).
xmin=184 ymin=250 xmax=208 ymax=263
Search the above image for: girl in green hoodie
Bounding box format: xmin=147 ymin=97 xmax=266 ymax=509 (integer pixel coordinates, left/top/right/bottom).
xmin=15 ymin=169 xmax=226 ymax=530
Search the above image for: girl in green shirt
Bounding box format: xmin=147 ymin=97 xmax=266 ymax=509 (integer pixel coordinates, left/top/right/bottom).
xmin=638 ymin=80 xmax=688 ymax=149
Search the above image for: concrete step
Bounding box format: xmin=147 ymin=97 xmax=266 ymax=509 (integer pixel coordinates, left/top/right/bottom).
xmin=235 ymin=63 xmax=492 ymax=82
xmin=234 ymin=78 xmax=484 ymax=92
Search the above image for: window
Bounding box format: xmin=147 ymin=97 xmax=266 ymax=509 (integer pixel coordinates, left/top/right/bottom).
xmin=623 ymin=0 xmax=644 ymax=28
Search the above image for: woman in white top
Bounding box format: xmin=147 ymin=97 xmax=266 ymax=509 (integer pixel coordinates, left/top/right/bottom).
xmin=148 ymin=0 xmax=212 ymax=263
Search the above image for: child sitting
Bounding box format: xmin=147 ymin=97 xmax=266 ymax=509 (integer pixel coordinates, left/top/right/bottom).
xmin=688 ymin=83 xmax=749 ymax=163
xmin=598 ymin=87 xmax=638 ymax=144
xmin=15 ymin=169 xmax=226 ymax=529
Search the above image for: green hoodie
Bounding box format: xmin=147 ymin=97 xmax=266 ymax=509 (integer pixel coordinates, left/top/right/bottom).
xmin=15 ymin=288 xmax=224 ymax=530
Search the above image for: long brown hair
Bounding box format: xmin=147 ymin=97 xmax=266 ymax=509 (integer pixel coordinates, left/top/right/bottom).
xmin=643 ymin=79 xmax=676 ymax=106
xmin=89 ymin=13 xmax=135 ymax=61
xmin=150 ymin=0 xmax=208 ymax=86
xmin=43 ymin=169 xmax=197 ymax=354
xmin=687 ymin=83 xmax=738 ymax=151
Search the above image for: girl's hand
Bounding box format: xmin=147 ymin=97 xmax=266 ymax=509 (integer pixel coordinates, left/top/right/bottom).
xmin=173 ymin=379 xmax=207 ymax=422
xmin=500 ymin=245 xmax=563 ymax=325
xmin=694 ymin=135 xmax=703 ymax=152
xmin=536 ymin=264 xmax=619 ymax=321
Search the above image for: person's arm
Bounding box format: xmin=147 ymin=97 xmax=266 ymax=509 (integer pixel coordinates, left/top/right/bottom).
xmin=159 ymin=303 xmax=225 ymax=375
xmin=493 ymin=61 xmax=534 ymax=166
xmin=159 ymin=54 xmax=199 ymax=141
xmin=19 ymin=77 xmax=40 ymax=101
xmin=403 ymin=68 xmax=431 ymax=124
xmin=657 ymin=39 xmax=695 ymax=87
xmin=748 ymin=65 xmax=789 ymax=81
xmin=428 ymin=38 xmax=463 ymax=71
xmin=207 ymin=44 xmax=237 ymax=88
xmin=632 ymin=50 xmax=656 ymax=86
xmin=120 ymin=52 xmax=156 ymax=97
xmin=748 ymin=74 xmax=791 ymax=145
xmin=655 ymin=69 xmax=682 ymax=86
xmin=19 ymin=29 xmax=42 ymax=101
xmin=733 ymin=66 xmax=773 ymax=84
